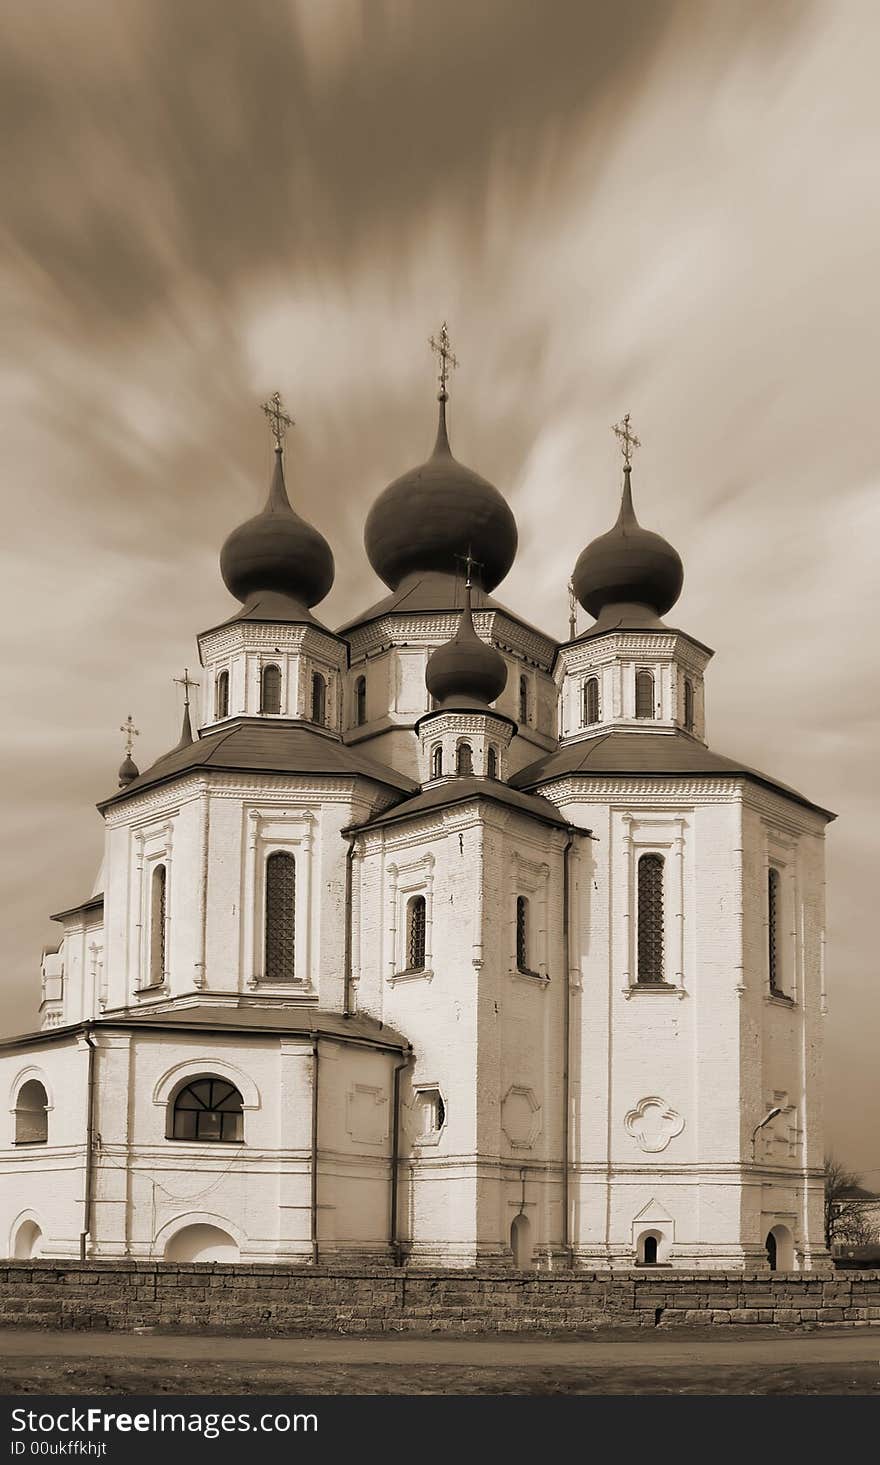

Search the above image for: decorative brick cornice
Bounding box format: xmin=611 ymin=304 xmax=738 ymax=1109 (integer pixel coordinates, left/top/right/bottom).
xmin=199 ymin=621 xmax=345 ymax=664
xmin=346 ymin=610 xmax=556 ymax=670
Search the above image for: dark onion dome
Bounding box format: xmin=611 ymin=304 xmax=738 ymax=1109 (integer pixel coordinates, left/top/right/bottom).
xmin=220 ymin=448 xmax=334 ymax=616
xmin=118 ymin=755 xmax=139 ymax=788
xmin=572 ymin=464 xmax=683 ymax=621
xmin=425 ymin=581 xmax=508 ymax=710
xmin=364 ymin=400 xmax=518 ymax=593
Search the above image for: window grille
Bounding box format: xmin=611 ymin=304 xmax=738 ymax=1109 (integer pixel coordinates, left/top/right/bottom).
xmin=684 ymin=678 xmax=694 ymax=732
xmin=265 ymin=851 xmax=296 ymax=981
xmin=516 ymin=895 xmax=531 ymax=972
xmin=456 ymin=742 xmax=473 ymax=775
xmin=215 ymin=669 xmax=229 ymax=720
xmin=14 ymin=1080 xmax=48 ymax=1145
xmin=487 ymin=746 xmax=498 ymax=779
xmin=431 ymin=745 xmax=443 ymax=778
xmin=519 ymin=676 xmax=529 ymax=724
xmin=150 ymin=864 xmax=166 ymax=985
xmin=171 ymin=1078 xmax=243 ymax=1143
xmin=768 ymin=868 xmax=781 ymax=991
xmin=637 ymin=853 xmax=664 ymax=983
xmin=261 ymin=663 xmax=281 ymax=714
xmin=583 ymin=676 xmax=599 ymax=725
xmin=312 ymin=672 xmax=326 ymax=725
xmin=407 ymin=895 xmax=426 ymax=971
xmin=635 ymin=670 xmax=654 ymax=719
xmin=355 ymin=676 xmax=366 ymax=726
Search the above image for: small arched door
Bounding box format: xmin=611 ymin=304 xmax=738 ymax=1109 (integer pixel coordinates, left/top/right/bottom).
xmin=510 ymin=1213 xmax=533 ymax=1270
xmin=13 ymin=1220 xmax=42 ymax=1260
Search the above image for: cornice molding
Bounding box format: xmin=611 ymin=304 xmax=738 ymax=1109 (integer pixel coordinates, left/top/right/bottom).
xmin=346 ymin=609 xmax=557 ymax=670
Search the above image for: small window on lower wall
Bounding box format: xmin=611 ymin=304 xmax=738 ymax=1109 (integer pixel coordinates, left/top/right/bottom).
xmin=406 ymin=895 xmax=426 ymax=971
xmin=14 ymin=1080 xmax=48 ymax=1145
xmin=170 ymin=1078 xmax=244 ymax=1142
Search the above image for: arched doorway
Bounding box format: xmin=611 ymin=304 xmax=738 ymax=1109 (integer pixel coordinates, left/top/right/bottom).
xmin=765 ymin=1224 xmax=794 ymax=1271
xmin=13 ymin=1220 xmax=42 ymax=1259
xmin=164 ymin=1224 xmax=239 ymax=1262
xmin=510 ymin=1213 xmax=533 ymax=1270
xmin=637 ymin=1230 xmax=663 ymax=1265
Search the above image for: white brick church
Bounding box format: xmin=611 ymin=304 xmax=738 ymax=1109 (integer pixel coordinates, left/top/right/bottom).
xmin=0 ymin=341 xmax=833 ymax=1271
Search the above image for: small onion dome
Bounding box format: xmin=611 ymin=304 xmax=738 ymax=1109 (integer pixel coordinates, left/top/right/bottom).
xmin=364 ymin=400 xmax=517 ymax=593
xmin=118 ymin=755 xmax=139 ymax=788
xmin=220 ymin=448 xmax=334 ymax=614
xmin=572 ymin=465 xmax=683 ymax=620
xmin=425 ymin=582 xmax=508 ymax=710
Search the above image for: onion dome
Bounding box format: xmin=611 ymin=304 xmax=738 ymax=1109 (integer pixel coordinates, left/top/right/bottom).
xmin=426 ymin=580 xmax=508 ymax=710
xmin=117 ymin=755 xmax=139 ymax=789
xmin=220 ymin=447 xmax=334 ymax=617
xmin=572 ymin=464 xmax=683 ymax=622
xmin=364 ymin=398 xmax=517 ymax=594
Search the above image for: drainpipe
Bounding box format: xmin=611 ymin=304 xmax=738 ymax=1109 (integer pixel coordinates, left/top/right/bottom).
xmin=561 ymin=830 xmax=575 ymax=1266
xmin=310 ymin=1042 xmax=320 ymax=1264
xmin=389 ymin=1052 xmax=413 ymax=1265
xmin=80 ymin=1026 xmax=97 ymax=1262
xmin=343 ymin=833 xmax=357 ymax=1016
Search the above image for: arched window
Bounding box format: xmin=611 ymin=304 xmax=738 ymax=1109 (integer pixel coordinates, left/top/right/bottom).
xmin=519 ymin=675 xmax=529 ymax=725
xmin=14 ymin=1080 xmax=48 ymax=1145
xmin=768 ymin=867 xmax=781 ymax=992
xmin=406 ymin=895 xmax=426 ymax=971
xmin=171 ymin=1077 xmax=244 ymax=1142
xmin=260 ymin=663 xmax=281 ymax=714
xmin=431 ymin=744 xmax=443 ymax=778
xmin=150 ymin=864 xmax=167 ymax=986
xmin=641 ymin=1234 xmax=659 ymax=1266
xmin=683 ymin=677 xmax=694 ymax=733
xmin=215 ymin=669 xmax=229 ymax=720
xmin=635 ymin=670 xmax=654 ymax=719
xmin=311 ymin=672 xmax=326 ymax=725
xmin=487 ymin=746 xmax=498 ymax=779
xmin=516 ymin=895 xmax=533 ymax=973
xmin=354 ymin=675 xmax=366 ymax=726
xmin=583 ymin=676 xmax=599 ymax=725
xmin=637 ymin=853 xmax=664 ymax=984
xmin=265 ymin=851 xmax=296 ymax=981
xmin=456 ymin=741 xmax=473 ymax=775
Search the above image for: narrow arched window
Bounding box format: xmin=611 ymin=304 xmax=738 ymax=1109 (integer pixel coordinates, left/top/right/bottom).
xmin=487 ymin=746 xmax=498 ymax=779
xmin=261 ymin=663 xmax=281 ymax=714
xmin=519 ymin=675 xmax=529 ymax=725
xmin=215 ymin=669 xmax=229 ymax=720
xmin=354 ymin=675 xmax=366 ymax=726
xmin=150 ymin=864 xmax=167 ymax=986
xmin=311 ymin=672 xmax=326 ymax=725
xmin=583 ymin=676 xmax=599 ymax=725
xmin=516 ymin=895 xmax=532 ymax=973
xmin=635 ymin=669 xmax=654 ymax=719
xmin=456 ymin=742 xmax=473 ymax=775
xmin=265 ymin=851 xmax=296 ymax=981
xmin=641 ymin=1234 xmax=659 ymax=1265
xmin=171 ymin=1077 xmax=243 ymax=1143
xmin=683 ymin=677 xmax=694 ymax=733
xmin=14 ymin=1080 xmax=48 ymax=1145
xmin=768 ymin=867 xmax=781 ymax=992
xmin=637 ymin=853 xmax=664 ymax=984
xmin=431 ymin=744 xmax=443 ymax=778
xmin=406 ymin=895 xmax=426 ymax=971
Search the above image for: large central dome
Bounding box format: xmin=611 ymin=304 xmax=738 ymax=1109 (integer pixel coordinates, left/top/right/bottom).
xmin=364 ymin=400 xmax=518 ymax=593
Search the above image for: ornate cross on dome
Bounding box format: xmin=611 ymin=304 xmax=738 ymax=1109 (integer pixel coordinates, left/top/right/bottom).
xmin=612 ymin=412 xmax=641 ymax=467
xmin=568 ymin=577 xmax=578 ymax=640
xmin=261 ymin=391 xmax=294 ymax=450
xmin=429 ymin=321 xmax=458 ymax=401
xmin=456 ymin=547 xmax=483 ymax=588
xmin=119 ymin=714 xmax=139 ymax=757
xmin=174 ymin=668 xmax=200 ymax=707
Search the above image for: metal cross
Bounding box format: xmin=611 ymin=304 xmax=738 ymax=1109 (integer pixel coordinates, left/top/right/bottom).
xmin=612 ymin=412 xmax=641 ymax=467
xmin=119 ymin=714 xmax=139 ymax=757
xmin=456 ymin=547 xmax=483 ymax=588
xmin=173 ymin=668 xmax=200 ymax=707
xmin=261 ymin=391 xmax=294 ymax=450
xmin=429 ymin=321 xmax=458 ymax=400
xmin=568 ymin=578 xmax=578 ymax=640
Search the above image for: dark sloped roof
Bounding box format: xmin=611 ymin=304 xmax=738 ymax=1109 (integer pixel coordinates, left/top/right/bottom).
xmin=358 ymin=775 xmax=570 ymax=832
xmin=51 ymin=894 xmax=104 ymax=925
xmin=510 ymin=731 xmax=835 ymax=820
xmin=98 ymin=719 xmax=417 ymax=811
xmin=337 ymin=571 xmax=555 ymax=648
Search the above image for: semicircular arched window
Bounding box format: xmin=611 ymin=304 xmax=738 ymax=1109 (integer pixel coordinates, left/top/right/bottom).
xmin=171 ymin=1077 xmax=244 ymax=1142
xmin=406 ymin=895 xmax=426 ymax=972
xmin=583 ymin=676 xmax=600 ymax=725
xmin=637 ymin=853 xmax=665 ymax=983
xmin=519 ymin=675 xmax=529 ymax=725
xmin=311 ymin=672 xmax=326 ymax=725
xmin=456 ymin=742 xmax=473 ymax=775
xmin=487 ymin=746 xmax=498 ymax=779
xmin=14 ymin=1079 xmax=48 ymax=1145
xmin=683 ymin=677 xmax=694 ymax=733
xmin=431 ymin=744 xmax=443 ymax=779
xmin=260 ymin=663 xmax=282 ymax=715
xmin=635 ymin=670 xmax=655 ymax=720
xmin=149 ymin=863 xmax=167 ymax=986
xmin=264 ymin=851 xmax=296 ymax=981
xmin=215 ymin=669 xmax=229 ymax=720
xmin=354 ymin=675 xmax=367 ymax=726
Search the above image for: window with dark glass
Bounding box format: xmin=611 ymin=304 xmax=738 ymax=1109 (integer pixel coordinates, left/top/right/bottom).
xmin=635 ymin=670 xmax=654 ymax=719
xmin=519 ymin=675 xmax=529 ymax=724
xmin=215 ymin=669 xmax=229 ymax=720
xmin=406 ymin=895 xmax=426 ymax=971
xmin=355 ymin=675 xmax=367 ymax=726
xmin=683 ymin=677 xmax=694 ymax=733
xmin=583 ymin=676 xmax=599 ymax=725
xmin=260 ymin=663 xmax=282 ymax=714
xmin=768 ymin=867 xmax=781 ymax=992
xmin=487 ymin=746 xmax=498 ymax=779
xmin=311 ymin=672 xmax=326 ymax=725
xmin=516 ymin=895 xmax=534 ymax=973
xmin=14 ymin=1080 xmax=48 ymax=1145
xmin=265 ymin=851 xmax=296 ymax=981
xmin=149 ymin=864 xmax=167 ymax=986
xmin=171 ymin=1078 xmax=243 ymax=1142
xmin=456 ymin=741 xmax=473 ymax=775
xmin=431 ymin=744 xmax=443 ymax=778
xmin=637 ymin=853 xmax=664 ymax=983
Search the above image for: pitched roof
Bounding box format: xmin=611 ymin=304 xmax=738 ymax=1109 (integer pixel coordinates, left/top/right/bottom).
xmin=510 ymin=730 xmax=835 ymax=820
xmin=337 ymin=571 xmax=555 ymax=647
xmin=98 ymin=718 xmax=417 ymax=811
xmin=358 ymin=775 xmax=570 ymax=832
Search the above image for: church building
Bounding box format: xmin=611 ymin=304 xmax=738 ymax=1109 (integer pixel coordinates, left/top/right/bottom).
xmin=0 ymin=330 xmax=833 ymax=1270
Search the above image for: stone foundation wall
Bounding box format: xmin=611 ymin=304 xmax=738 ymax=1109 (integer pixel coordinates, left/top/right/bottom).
xmin=2 ymin=1263 xmax=880 ymax=1333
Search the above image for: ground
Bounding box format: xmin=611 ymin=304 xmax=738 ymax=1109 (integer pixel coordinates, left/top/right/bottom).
xmin=0 ymin=1328 xmax=879 ymax=1395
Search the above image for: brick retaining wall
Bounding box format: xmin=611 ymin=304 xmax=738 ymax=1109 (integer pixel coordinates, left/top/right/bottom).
xmin=2 ymin=1263 xmax=879 ymax=1333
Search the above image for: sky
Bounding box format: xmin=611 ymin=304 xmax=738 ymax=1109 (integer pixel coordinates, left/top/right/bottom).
xmin=1 ymin=0 xmax=877 ymax=1177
